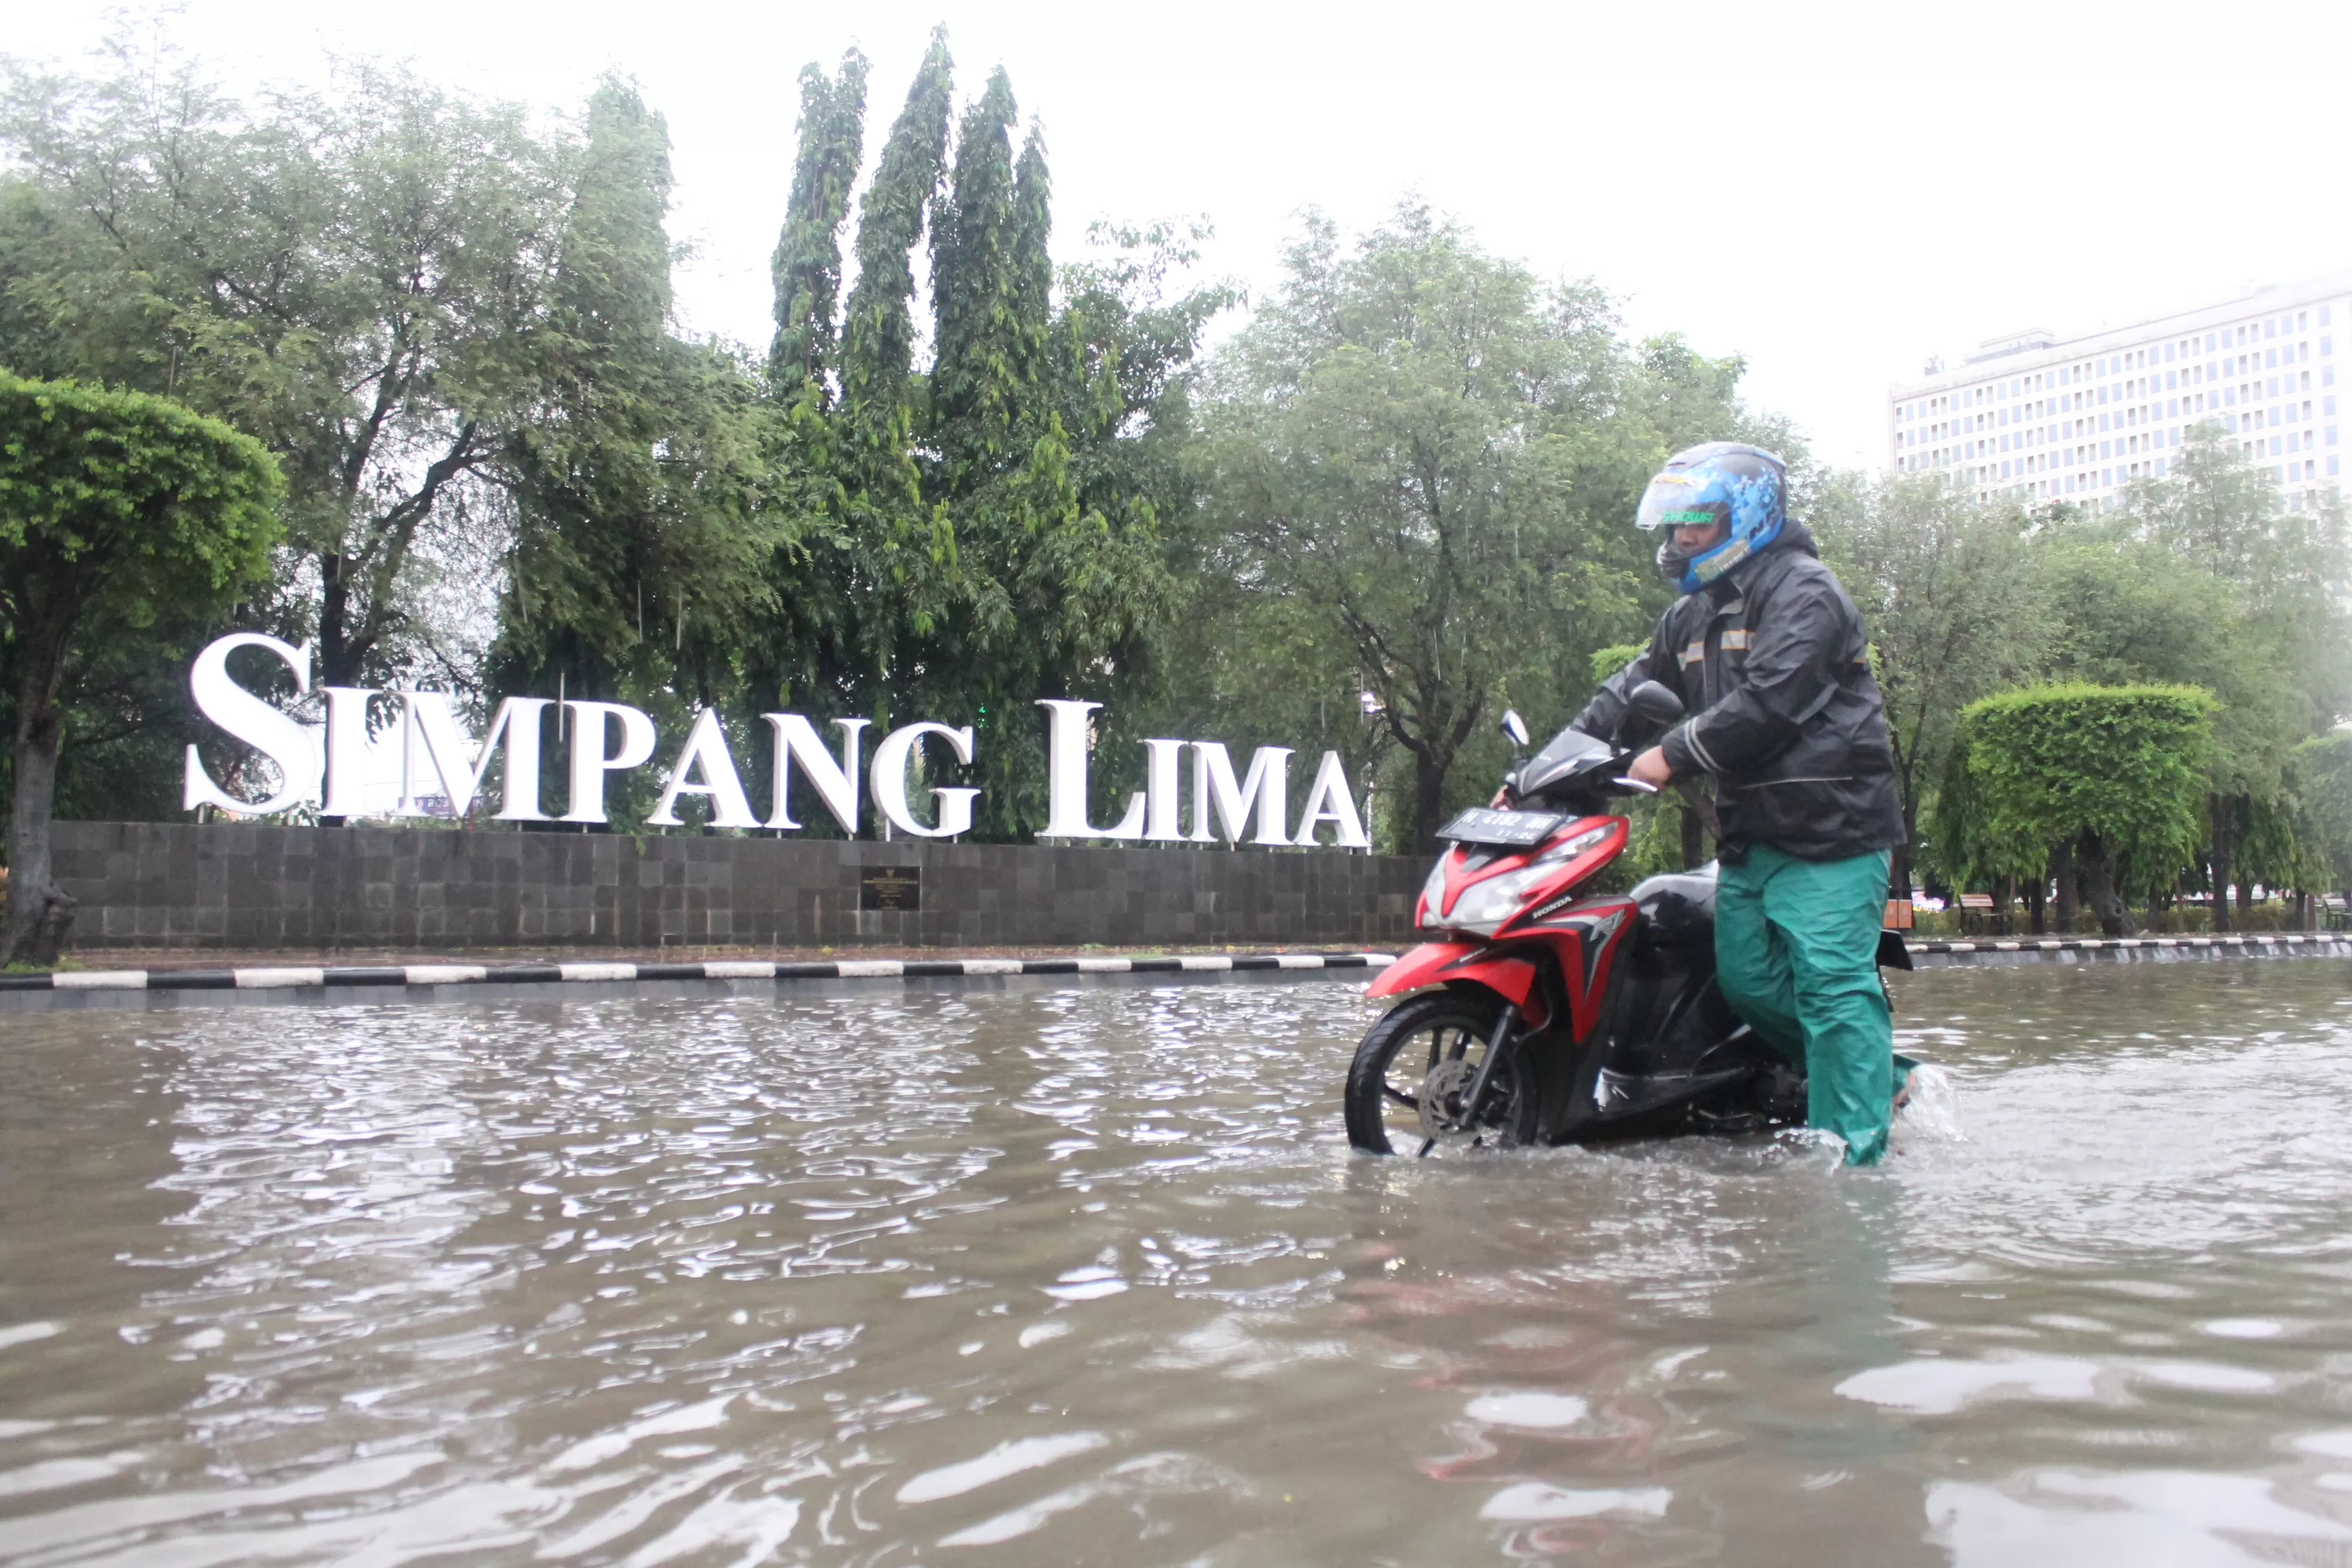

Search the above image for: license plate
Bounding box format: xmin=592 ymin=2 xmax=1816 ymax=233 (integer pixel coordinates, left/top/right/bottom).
xmin=1437 ymin=808 xmax=1565 ymax=847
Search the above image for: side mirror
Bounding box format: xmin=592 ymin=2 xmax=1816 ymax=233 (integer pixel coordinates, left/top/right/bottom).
xmin=1627 ymin=680 xmax=1686 ymax=727
xmin=1500 ymin=709 xmax=1530 ymax=751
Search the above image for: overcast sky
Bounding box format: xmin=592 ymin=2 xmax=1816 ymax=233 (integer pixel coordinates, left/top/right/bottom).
xmin=13 ymin=0 xmax=2352 ymax=472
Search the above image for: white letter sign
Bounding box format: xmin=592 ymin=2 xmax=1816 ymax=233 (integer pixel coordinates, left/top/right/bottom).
xmin=403 ymin=693 xmax=552 ymax=821
xmin=180 ymin=634 xmax=1375 ymax=852
xmin=763 ymin=713 xmax=868 ymax=834
xmin=871 ymin=722 xmax=977 ymax=838
xmin=184 ymin=633 xmax=319 ymax=815
xmin=1036 ymin=699 xmax=1145 ymax=839
xmin=1190 ymin=742 xmax=1293 ymax=847
xmin=561 ymin=701 xmax=657 ymax=824
xmin=1292 ymin=751 xmax=1370 ymax=847
xmin=647 ymin=708 xmax=759 ymax=828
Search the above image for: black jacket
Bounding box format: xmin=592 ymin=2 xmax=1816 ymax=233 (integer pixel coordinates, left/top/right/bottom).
xmin=1571 ymin=519 xmax=1904 ymax=864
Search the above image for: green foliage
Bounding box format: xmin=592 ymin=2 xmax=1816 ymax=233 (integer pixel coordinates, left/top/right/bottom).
xmin=725 ymin=40 xmax=1236 ymax=840
xmin=490 ymin=79 xmax=770 ymax=715
xmin=2289 ymin=732 xmax=2352 ymax=892
xmin=1590 ymin=644 xmax=1646 ymax=684
xmin=0 ymin=372 xmax=283 ymax=614
xmin=2075 ymin=423 xmax=2349 ymax=802
xmin=769 ymin=51 xmax=867 ymax=394
xmin=929 ymin=67 xmax=1033 ymax=483
xmin=1188 ymin=203 xmax=1761 ymax=850
xmin=1808 ymin=473 xmax=2048 ymax=879
xmin=0 ymin=39 xmax=575 ymax=689
xmin=1943 ymin=685 xmax=2213 ymax=895
xmin=32 ymin=22 xmax=2349 ymax=899
xmin=838 ymin=28 xmax=952 ymax=429
xmin=0 ymin=371 xmax=280 ymax=950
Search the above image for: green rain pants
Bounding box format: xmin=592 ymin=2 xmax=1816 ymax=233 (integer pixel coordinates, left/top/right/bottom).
xmin=1715 ymin=845 xmax=1896 ymax=1166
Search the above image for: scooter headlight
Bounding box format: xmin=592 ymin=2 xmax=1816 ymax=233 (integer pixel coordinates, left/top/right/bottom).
xmin=1427 ymin=826 xmax=1611 ymax=936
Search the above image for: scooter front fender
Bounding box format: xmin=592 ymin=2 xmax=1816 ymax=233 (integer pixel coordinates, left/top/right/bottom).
xmin=1367 ymin=941 xmax=1540 ymax=1013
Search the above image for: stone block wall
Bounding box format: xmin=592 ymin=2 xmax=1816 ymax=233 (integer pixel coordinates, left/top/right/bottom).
xmin=46 ymin=821 xmax=1427 ymax=951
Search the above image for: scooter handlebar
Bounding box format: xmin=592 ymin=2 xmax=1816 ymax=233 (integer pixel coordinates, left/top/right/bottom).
xmin=1502 ymin=747 xmax=1654 ymax=809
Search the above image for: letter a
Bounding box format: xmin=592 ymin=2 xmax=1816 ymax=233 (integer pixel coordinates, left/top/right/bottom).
xmin=1292 ymin=751 xmax=1370 ymax=847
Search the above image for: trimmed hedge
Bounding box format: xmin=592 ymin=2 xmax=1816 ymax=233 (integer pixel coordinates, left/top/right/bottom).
xmin=1948 ymin=683 xmax=2213 ymax=890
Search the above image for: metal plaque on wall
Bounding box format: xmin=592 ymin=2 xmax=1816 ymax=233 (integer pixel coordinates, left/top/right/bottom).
xmin=860 ymin=866 xmax=921 ymax=912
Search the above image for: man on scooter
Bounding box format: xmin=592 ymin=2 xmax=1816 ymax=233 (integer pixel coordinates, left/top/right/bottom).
xmin=1569 ymin=442 xmax=1906 ymax=1164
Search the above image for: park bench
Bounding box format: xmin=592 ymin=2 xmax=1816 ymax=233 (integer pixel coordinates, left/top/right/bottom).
xmin=1957 ymin=891 xmax=1997 ymax=934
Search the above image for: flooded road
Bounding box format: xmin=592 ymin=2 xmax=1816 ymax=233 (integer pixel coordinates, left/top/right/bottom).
xmin=5 ymin=961 xmax=2352 ymax=1565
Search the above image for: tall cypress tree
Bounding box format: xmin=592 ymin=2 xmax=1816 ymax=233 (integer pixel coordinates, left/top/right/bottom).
xmin=502 ymin=76 xmax=676 ymax=692
xmin=768 ymin=52 xmax=868 ymax=397
xmin=496 ymin=78 xmax=766 ymax=711
xmin=1009 ymin=123 xmax=1054 ymax=387
xmin=928 ymin=67 xmax=1030 ymax=483
xmin=839 ymin=27 xmax=951 ymax=430
xmin=752 ymin=33 xmax=953 ymax=739
xmin=751 ymin=39 xmax=1228 ymax=840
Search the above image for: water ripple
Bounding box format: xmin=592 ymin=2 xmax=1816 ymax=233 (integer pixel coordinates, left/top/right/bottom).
xmin=5 ymin=963 xmax=2352 ymax=1562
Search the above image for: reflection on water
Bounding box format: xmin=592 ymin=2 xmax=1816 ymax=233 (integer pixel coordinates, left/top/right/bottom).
xmin=5 ymin=962 xmax=2352 ymax=1563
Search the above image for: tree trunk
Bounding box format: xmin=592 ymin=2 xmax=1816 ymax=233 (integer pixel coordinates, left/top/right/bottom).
xmin=318 ymin=550 xmax=359 ymax=689
xmin=2076 ymin=830 xmax=2138 ymax=937
xmin=2051 ymin=838 xmax=2077 ymax=933
xmin=1894 ymin=791 xmax=1916 ymax=902
xmin=2209 ymin=794 xmax=2232 ymax=933
xmin=1993 ymin=872 xmax=2013 ymax=936
xmin=2027 ymin=866 xmax=2047 ymax=934
xmin=1412 ymin=747 xmax=1446 ymax=854
xmin=1679 ymin=802 xmax=1704 ymax=870
xmin=5 ymin=619 xmax=74 ymax=966
xmin=2237 ymin=875 xmax=2255 ymax=924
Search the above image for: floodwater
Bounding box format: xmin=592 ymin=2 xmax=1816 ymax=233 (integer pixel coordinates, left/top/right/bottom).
xmin=5 ymin=964 xmax=2352 ymax=1565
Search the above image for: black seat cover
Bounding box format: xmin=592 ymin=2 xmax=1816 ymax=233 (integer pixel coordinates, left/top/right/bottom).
xmin=1631 ymin=865 xmax=1718 ymax=945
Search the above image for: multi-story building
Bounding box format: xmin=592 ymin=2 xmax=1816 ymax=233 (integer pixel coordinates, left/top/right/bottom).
xmin=1886 ymin=267 xmax=2349 ymax=512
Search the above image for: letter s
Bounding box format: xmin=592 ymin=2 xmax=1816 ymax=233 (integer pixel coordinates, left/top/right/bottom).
xmin=184 ymin=633 xmax=321 ymax=815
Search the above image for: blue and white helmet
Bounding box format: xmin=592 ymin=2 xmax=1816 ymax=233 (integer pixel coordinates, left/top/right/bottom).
xmin=1634 ymin=442 xmax=1788 ymax=593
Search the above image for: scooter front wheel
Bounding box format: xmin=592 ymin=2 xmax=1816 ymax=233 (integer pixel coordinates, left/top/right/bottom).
xmin=1345 ymin=991 xmax=1537 ymax=1155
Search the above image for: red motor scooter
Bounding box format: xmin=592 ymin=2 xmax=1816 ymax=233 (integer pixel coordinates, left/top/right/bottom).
xmin=1345 ymin=681 xmax=1908 ymax=1156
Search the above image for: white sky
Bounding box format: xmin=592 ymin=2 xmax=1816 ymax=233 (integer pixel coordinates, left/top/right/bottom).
xmin=13 ymin=0 xmax=2352 ymax=471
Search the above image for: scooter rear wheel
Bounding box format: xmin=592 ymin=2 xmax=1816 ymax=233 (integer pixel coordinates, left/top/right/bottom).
xmin=1345 ymin=991 xmax=1537 ymax=1155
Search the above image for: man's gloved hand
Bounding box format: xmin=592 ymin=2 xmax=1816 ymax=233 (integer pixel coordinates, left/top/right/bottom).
xmin=1629 ymin=746 xmax=1673 ymax=789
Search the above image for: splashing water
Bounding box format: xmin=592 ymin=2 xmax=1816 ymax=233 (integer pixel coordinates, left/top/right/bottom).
xmin=1895 ymin=1060 xmax=1967 ymax=1145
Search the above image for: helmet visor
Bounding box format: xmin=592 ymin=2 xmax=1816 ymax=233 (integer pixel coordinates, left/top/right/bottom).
xmin=1635 ymin=474 xmax=1723 ymax=533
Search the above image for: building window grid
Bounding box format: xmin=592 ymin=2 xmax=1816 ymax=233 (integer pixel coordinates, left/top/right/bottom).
xmin=1891 ymin=295 xmax=2346 ymax=509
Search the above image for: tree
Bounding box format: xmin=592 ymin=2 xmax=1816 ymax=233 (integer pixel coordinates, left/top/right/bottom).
xmin=0 ymin=373 xmax=280 ymax=963
xmin=1942 ymin=685 xmax=2213 ymax=936
xmin=768 ymin=52 xmax=867 ymax=395
xmin=2289 ymin=731 xmax=2352 ymax=901
xmin=2068 ymin=427 xmax=2352 ymax=924
xmin=750 ymin=29 xmax=956 ymax=744
xmin=1192 ymin=204 xmax=1755 ymax=849
xmin=0 ymin=39 xmax=572 ymax=691
xmin=1808 ymin=474 xmax=2048 ymax=891
xmin=490 ymin=79 xmax=768 ymax=725
xmin=928 ymin=67 xmax=1034 ymax=484
xmin=838 ymin=29 xmax=952 ymax=431
xmin=745 ymin=38 xmax=1228 ymax=839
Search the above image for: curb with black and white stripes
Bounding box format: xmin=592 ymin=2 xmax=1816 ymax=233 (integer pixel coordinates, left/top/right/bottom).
xmin=1903 ymin=931 xmax=2352 ymax=966
xmin=0 ymin=951 xmax=1399 ymax=1010
xmin=5 ymin=931 xmax=2347 ymax=1011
